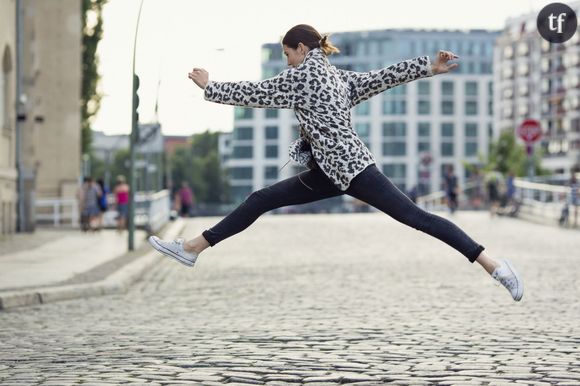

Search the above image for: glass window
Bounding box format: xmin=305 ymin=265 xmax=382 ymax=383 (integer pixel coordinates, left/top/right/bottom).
xmin=265 ymin=145 xmax=278 ymax=158
xmin=230 ymin=185 xmax=253 ymax=202
xmin=233 ymin=127 xmax=253 ymax=140
xmin=442 ymin=101 xmax=454 ymax=115
xmin=382 ymin=163 xmax=407 ymax=178
xmin=265 ymin=109 xmax=278 ymax=118
xmin=465 ymin=81 xmax=478 ymax=96
xmin=234 ymin=107 xmax=253 ymax=119
xmin=442 ymin=81 xmax=454 ymax=95
xmin=382 ymin=142 xmax=406 ymax=156
xmin=232 ymin=145 xmax=253 ymax=159
xmin=466 ymin=101 xmax=478 ymax=115
xmin=383 ymin=122 xmax=406 ymax=137
xmin=355 ymin=101 xmax=370 ymax=116
xmin=383 ymin=100 xmax=406 ymax=115
xmin=441 ymin=123 xmax=454 ymax=137
xmin=418 ymin=141 xmax=430 ymax=152
xmin=264 ymin=166 xmax=278 ymax=180
xmin=355 ymin=122 xmax=371 ymax=137
xmin=229 ymin=167 xmax=253 ymax=179
xmin=385 ymin=84 xmax=407 ymax=96
xmin=441 ymin=142 xmax=454 ymax=156
xmin=418 ymin=122 xmax=430 ymax=137
xmin=265 ymin=126 xmax=278 ymax=139
xmin=465 ymin=123 xmax=478 ymax=137
xmin=465 ymin=142 xmax=478 ymax=156
xmin=418 ymin=81 xmax=430 ymax=95
xmin=418 ymin=100 xmax=430 ymax=115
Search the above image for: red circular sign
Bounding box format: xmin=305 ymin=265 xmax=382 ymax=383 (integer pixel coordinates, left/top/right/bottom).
xmin=517 ymin=119 xmax=542 ymax=143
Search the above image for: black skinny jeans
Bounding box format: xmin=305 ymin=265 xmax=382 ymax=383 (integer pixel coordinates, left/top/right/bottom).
xmin=203 ymin=164 xmax=484 ymax=262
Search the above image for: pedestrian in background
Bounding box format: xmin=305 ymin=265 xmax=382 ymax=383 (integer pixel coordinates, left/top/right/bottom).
xmin=96 ymin=178 xmax=109 ymax=230
xmin=178 ymin=181 xmax=195 ymax=217
xmin=569 ymin=171 xmax=578 ymax=227
xmin=443 ymin=165 xmax=459 ymax=214
xmin=150 ymin=24 xmax=523 ymax=302
xmin=78 ymin=177 xmax=102 ymax=232
xmin=114 ymin=175 xmax=130 ymax=232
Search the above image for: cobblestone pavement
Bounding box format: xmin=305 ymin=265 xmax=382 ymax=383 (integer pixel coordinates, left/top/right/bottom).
xmin=1 ymin=212 xmax=579 ymax=385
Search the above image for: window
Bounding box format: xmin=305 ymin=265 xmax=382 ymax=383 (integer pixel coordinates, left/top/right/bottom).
xmin=418 ymin=122 xmax=431 ymax=137
xmin=382 ymin=163 xmax=407 ymax=191
xmin=465 ymin=123 xmax=478 ymax=138
xmin=355 ymin=122 xmax=371 ymax=137
xmin=441 ymin=142 xmax=454 ymax=156
xmin=465 ymin=101 xmax=478 ymax=115
xmin=265 ymin=145 xmax=278 ymax=158
xmin=232 ymin=145 xmax=253 ymax=159
xmin=233 ymin=126 xmax=253 ymax=140
xmin=418 ymin=141 xmax=430 ymax=152
xmin=465 ymin=81 xmax=478 ymax=96
xmin=383 ymin=100 xmax=406 ymax=115
xmin=1 ymin=45 xmax=11 ymax=131
xmin=465 ymin=142 xmax=478 ymax=156
xmin=383 ymin=142 xmax=406 ymax=156
xmin=383 ymin=122 xmax=406 ymax=137
xmin=385 ymin=84 xmax=407 ymax=96
xmin=229 ymin=167 xmax=253 ymax=179
xmin=418 ymin=81 xmax=430 ymax=95
xmin=264 ymin=166 xmax=278 ymax=180
xmin=265 ymin=109 xmax=278 ymax=119
xmin=442 ymin=101 xmax=454 ymax=115
xmin=441 ymin=123 xmax=454 ymax=137
xmin=355 ymin=101 xmax=370 ymax=116
xmin=231 ymin=185 xmax=253 ymax=203
xmin=442 ymin=81 xmax=454 ymax=95
xmin=234 ymin=107 xmax=253 ymax=119
xmin=418 ymin=100 xmax=430 ymax=115
xmin=265 ymin=126 xmax=278 ymax=139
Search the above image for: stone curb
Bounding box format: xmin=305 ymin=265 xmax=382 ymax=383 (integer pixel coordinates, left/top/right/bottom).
xmin=0 ymin=219 xmax=185 ymax=311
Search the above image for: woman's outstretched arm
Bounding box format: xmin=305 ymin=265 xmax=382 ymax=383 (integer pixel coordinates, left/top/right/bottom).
xmin=340 ymin=50 xmax=459 ymax=107
xmin=189 ymin=67 xmax=303 ymax=109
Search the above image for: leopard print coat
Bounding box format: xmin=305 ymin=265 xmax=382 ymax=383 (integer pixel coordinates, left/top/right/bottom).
xmin=204 ymin=48 xmax=433 ymax=191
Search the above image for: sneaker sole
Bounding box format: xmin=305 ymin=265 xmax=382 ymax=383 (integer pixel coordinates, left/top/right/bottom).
xmin=148 ymin=236 xmax=195 ymax=267
xmin=503 ymin=259 xmax=523 ymax=301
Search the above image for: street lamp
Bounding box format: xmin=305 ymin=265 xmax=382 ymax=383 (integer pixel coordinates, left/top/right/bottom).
xmin=128 ymin=0 xmax=144 ymax=251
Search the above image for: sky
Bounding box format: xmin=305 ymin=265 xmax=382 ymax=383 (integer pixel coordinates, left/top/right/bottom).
xmin=92 ymin=0 xmax=556 ymax=137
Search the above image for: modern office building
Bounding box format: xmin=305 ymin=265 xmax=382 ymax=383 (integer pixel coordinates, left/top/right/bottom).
xmin=222 ymin=28 xmax=501 ymax=203
xmin=494 ymin=1 xmax=580 ymax=175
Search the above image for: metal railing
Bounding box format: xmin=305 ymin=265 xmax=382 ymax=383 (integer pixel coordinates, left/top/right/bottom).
xmin=417 ymin=178 xmax=575 ymax=226
xmin=35 ymin=190 xmax=171 ymax=231
xmin=34 ymin=198 xmax=79 ymax=227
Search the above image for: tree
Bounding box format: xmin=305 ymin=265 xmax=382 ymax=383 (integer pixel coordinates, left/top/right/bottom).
xmin=484 ymin=129 xmax=547 ymax=177
xmin=169 ymin=130 xmax=230 ymax=204
xmin=81 ymin=0 xmax=107 ymax=155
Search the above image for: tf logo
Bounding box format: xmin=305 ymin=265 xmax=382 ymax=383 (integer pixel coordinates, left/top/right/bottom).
xmin=537 ymin=2 xmax=578 ymax=43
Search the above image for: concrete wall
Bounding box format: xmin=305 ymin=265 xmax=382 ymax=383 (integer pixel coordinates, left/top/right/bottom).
xmin=0 ymin=0 xmax=17 ymax=235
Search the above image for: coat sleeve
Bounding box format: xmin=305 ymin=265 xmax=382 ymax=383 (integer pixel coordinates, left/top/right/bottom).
xmin=204 ymin=69 xmax=303 ymax=109
xmin=339 ymin=56 xmax=433 ymax=107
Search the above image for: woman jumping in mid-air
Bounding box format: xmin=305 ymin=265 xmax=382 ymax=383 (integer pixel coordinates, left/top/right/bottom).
xmin=150 ymin=24 xmax=523 ymax=301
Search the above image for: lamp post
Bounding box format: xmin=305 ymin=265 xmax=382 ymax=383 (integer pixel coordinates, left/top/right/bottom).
xmin=128 ymin=0 xmax=144 ymax=251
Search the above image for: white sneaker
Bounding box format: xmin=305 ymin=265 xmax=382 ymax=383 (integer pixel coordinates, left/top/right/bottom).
xmin=148 ymin=236 xmax=197 ymax=267
xmin=492 ymin=259 xmax=523 ymax=301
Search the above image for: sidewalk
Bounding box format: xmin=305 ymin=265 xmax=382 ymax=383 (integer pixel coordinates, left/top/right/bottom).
xmin=0 ymin=219 xmax=185 ymax=310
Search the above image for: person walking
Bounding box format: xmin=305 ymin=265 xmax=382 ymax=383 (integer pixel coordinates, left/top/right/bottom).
xmin=178 ymin=181 xmax=195 ymax=217
xmin=78 ymin=177 xmax=102 ymax=232
xmin=443 ymin=165 xmax=459 ymax=214
xmin=149 ymin=24 xmax=523 ymax=301
xmin=114 ymin=175 xmax=130 ymax=232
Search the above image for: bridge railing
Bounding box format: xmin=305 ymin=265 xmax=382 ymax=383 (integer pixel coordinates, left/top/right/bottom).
xmin=35 ymin=190 xmax=171 ymax=232
xmin=514 ymin=179 xmax=571 ymax=224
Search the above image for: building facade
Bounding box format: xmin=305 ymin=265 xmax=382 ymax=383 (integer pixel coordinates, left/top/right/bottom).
xmin=494 ymin=1 xmax=580 ymax=175
xmin=0 ymin=0 xmax=17 ymax=234
xmin=223 ymin=28 xmax=500 ymax=203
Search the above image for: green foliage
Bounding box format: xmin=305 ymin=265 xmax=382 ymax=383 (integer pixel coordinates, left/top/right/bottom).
xmin=81 ymin=0 xmax=107 ymax=154
xmin=169 ymin=130 xmax=230 ymax=204
xmin=484 ymin=129 xmax=547 ymax=176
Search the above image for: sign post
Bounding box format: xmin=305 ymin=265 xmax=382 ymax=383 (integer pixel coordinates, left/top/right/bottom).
xmin=517 ymin=119 xmax=542 ymax=180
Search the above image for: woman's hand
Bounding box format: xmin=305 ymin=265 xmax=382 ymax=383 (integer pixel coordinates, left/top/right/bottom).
xmin=431 ymin=50 xmax=459 ymax=75
xmin=188 ymin=68 xmax=209 ymax=89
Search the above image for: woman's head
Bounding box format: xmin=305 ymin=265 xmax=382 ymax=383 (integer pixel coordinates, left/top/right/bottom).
xmin=282 ymin=24 xmax=340 ymax=67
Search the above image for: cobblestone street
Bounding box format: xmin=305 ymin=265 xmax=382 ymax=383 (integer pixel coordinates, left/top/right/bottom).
xmin=1 ymin=212 xmax=579 ymax=385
